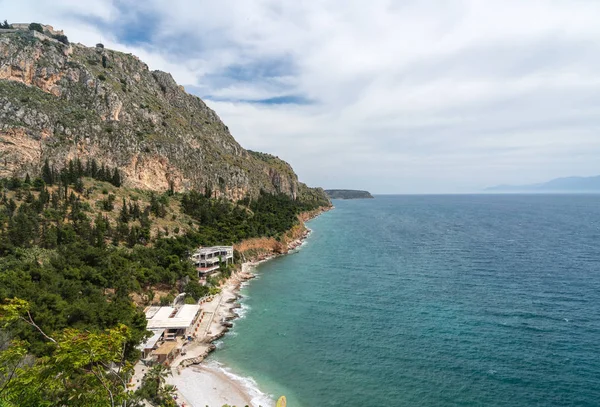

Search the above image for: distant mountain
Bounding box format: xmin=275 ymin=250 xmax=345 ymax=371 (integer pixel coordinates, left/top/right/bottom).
xmin=325 ymin=189 xmax=374 ymax=199
xmin=486 ymin=175 xmax=600 ymax=192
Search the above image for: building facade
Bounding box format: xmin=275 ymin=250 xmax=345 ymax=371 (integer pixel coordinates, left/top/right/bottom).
xmin=191 ymin=246 xmax=234 ymax=276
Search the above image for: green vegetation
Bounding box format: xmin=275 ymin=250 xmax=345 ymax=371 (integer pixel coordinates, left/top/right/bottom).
xmin=53 ymin=34 xmax=69 ymax=45
xmin=28 ymin=23 xmax=43 ymax=33
xmin=135 ymin=364 xmax=176 ymax=407
xmin=180 ymin=189 xmax=317 ymax=243
xmin=0 ymin=163 xmax=327 ymax=406
xmin=0 ymin=299 xmax=137 ymax=407
xmin=324 ymin=189 xmax=374 ymax=199
xmin=1 ymin=20 xmax=12 ymax=29
xmin=42 ymin=157 xmax=122 ymax=188
xmin=0 ymin=80 xmax=97 ymax=129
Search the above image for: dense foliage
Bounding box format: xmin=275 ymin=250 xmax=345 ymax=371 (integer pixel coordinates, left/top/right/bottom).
xmin=0 ymin=299 xmax=142 ymax=407
xmin=28 ymin=23 xmax=43 ymax=33
xmin=42 ymin=158 xmax=122 ymax=188
xmin=52 ymin=34 xmax=69 ymax=45
xmin=181 ymin=189 xmax=325 ymax=243
xmin=0 ymin=166 xmax=327 ymax=406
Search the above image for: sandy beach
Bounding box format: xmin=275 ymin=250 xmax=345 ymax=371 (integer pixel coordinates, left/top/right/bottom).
xmin=150 ymin=215 xmax=326 ymax=407
xmin=167 ymin=363 xmax=260 ymax=407
xmin=167 ymin=260 xmax=272 ymax=407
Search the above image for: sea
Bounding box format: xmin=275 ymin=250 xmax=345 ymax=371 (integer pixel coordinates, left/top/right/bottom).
xmin=210 ymin=195 xmax=600 ymax=406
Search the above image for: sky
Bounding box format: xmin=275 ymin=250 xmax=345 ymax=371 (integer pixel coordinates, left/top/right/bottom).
xmin=3 ymin=0 xmax=600 ymax=193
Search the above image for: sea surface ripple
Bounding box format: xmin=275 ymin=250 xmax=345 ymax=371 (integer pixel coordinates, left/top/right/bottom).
xmin=211 ymin=195 xmax=600 ymax=406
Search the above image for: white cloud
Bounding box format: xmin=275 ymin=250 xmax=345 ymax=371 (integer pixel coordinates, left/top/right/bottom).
xmin=3 ymin=0 xmax=600 ymax=192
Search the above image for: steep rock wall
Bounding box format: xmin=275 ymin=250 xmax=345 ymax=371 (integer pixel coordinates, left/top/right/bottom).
xmin=0 ymin=29 xmax=328 ymax=204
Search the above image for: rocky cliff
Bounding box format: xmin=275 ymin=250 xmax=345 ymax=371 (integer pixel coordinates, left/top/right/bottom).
xmin=0 ymin=27 xmax=329 ymax=204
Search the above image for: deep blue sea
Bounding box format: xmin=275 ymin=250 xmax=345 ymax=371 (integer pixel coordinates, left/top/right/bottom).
xmin=212 ymin=195 xmax=600 ymax=406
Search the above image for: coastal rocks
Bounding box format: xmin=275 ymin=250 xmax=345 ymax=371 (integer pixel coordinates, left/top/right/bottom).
xmin=179 ymin=344 xmax=217 ymax=368
xmin=175 ymin=209 xmax=329 ymax=394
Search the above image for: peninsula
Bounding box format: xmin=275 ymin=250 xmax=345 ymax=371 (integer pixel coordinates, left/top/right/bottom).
xmin=325 ymin=189 xmax=374 ymax=199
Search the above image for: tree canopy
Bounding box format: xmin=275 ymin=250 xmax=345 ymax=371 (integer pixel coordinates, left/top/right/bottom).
xmin=0 ymin=164 xmax=327 ymax=406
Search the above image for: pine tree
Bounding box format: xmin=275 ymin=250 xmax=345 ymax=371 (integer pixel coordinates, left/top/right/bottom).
xmin=98 ymin=165 xmax=106 ymax=181
xmin=85 ymin=159 xmax=91 ymax=177
xmin=68 ymin=160 xmax=75 ymax=183
xmin=111 ymin=168 xmax=121 ymax=187
xmin=42 ymin=159 xmax=53 ymax=185
xmin=75 ymin=158 xmax=84 ymax=178
xmin=50 ymin=191 xmax=60 ymax=209
xmin=119 ymin=198 xmax=129 ymax=223
xmin=24 ymin=173 xmax=31 ymax=185
xmin=90 ymin=159 xmax=98 ymax=178
xmin=6 ymin=199 xmax=16 ymax=216
xmin=74 ymin=178 xmax=84 ymax=193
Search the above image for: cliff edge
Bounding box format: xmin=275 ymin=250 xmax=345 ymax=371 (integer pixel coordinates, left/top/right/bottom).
xmin=0 ymin=25 xmax=329 ymax=205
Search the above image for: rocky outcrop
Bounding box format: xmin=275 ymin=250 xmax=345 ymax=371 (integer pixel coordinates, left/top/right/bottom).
xmin=234 ymin=205 xmax=332 ymax=261
xmin=0 ymin=28 xmax=329 ymax=203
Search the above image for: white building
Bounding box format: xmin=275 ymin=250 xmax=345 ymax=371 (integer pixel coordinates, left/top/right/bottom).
xmin=137 ymin=328 xmax=165 ymax=358
xmin=191 ymin=246 xmax=234 ymax=276
xmin=144 ymin=304 xmax=201 ymax=341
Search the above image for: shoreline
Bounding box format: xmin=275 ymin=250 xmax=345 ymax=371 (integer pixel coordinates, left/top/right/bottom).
xmin=167 ymin=206 xmax=331 ymax=407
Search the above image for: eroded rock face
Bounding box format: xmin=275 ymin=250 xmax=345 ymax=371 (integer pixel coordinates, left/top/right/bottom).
xmin=0 ymin=30 xmax=326 ymax=203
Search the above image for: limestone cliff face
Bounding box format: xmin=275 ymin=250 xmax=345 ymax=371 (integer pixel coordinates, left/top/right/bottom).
xmin=0 ymin=29 xmax=328 ymax=203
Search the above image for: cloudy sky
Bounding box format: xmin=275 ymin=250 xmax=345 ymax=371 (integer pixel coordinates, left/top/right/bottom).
xmin=3 ymin=1 xmax=600 ymax=193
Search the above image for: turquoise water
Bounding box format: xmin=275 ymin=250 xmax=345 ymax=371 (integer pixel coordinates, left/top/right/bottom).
xmin=212 ymin=195 xmax=600 ymax=406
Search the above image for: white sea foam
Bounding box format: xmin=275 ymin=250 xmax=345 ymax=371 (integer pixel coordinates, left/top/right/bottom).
xmin=206 ymin=360 xmax=275 ymax=407
xmin=234 ymin=303 xmax=251 ymax=319
xmin=225 ymin=330 xmax=238 ymax=338
xmin=291 ymin=231 xmax=312 ymax=253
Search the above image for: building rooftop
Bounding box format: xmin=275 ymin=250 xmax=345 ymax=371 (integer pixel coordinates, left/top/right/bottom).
xmin=193 ymin=246 xmax=233 ymax=255
xmin=137 ymin=329 xmax=165 ymax=352
xmin=154 ymin=341 xmax=179 ymax=356
xmin=145 ymin=304 xmax=201 ymax=330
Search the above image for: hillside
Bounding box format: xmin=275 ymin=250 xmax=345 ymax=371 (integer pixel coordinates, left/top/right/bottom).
xmin=486 ymin=175 xmax=600 ymax=193
xmin=0 ymin=25 xmax=328 ymax=204
xmin=325 ymin=189 xmax=374 ymax=199
xmin=0 ymin=167 xmax=328 ymax=405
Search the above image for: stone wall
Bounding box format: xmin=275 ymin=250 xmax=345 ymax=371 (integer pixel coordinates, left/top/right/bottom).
xmin=3 ymin=23 xmax=64 ymax=36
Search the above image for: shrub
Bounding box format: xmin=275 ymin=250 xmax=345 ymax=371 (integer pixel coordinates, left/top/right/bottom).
xmin=98 ymin=74 xmax=106 ymax=81
xmin=1 ymin=20 xmax=12 ymax=29
xmin=28 ymin=23 xmax=43 ymax=33
xmin=159 ymin=293 xmax=175 ymax=306
xmin=53 ymin=34 xmax=69 ymax=45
